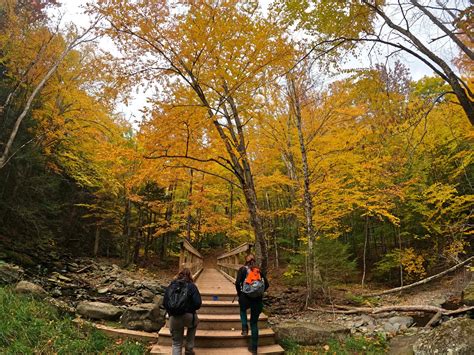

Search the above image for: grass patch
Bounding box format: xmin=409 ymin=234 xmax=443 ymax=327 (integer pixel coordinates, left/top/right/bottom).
xmin=325 ymin=333 xmax=388 ymax=354
xmin=280 ymin=333 xmax=388 ymax=354
xmin=280 ymin=338 xmax=320 ymax=354
xmin=0 ymin=286 xmax=146 ymax=354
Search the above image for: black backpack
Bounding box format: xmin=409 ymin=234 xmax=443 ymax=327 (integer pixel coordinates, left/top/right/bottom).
xmin=163 ymin=279 xmax=188 ymax=316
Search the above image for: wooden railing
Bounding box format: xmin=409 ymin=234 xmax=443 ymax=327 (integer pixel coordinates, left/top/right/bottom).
xmin=217 ymin=242 xmax=253 ymax=282
xmin=179 ymin=239 xmax=203 ymax=279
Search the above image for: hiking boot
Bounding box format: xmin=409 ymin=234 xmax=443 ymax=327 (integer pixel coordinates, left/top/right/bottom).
xmin=184 ymin=350 xmax=195 ymax=355
xmin=241 ymin=325 xmax=249 ymax=336
xmin=248 ymin=345 xmax=257 ymax=354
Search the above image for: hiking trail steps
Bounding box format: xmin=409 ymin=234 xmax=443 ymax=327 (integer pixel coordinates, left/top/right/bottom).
xmin=150 ymin=268 xmax=284 ymax=354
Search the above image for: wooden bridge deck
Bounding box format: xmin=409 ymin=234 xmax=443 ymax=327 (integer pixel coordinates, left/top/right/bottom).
xmin=196 ymin=268 xmax=237 ymax=300
xmin=151 ymin=267 xmax=284 ymax=354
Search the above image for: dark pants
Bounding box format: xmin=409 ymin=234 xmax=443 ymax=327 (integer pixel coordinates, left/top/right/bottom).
xmin=169 ymin=313 xmax=199 ymax=355
xmin=239 ymin=296 xmax=263 ymax=351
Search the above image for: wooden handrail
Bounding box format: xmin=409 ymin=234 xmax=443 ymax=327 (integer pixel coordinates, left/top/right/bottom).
xmin=216 ymin=242 xmax=253 ymax=281
xmin=179 ymin=239 xmax=203 ymax=279
xmin=217 ymin=242 xmax=253 ymax=260
xmin=182 ymin=239 xmax=202 ymax=258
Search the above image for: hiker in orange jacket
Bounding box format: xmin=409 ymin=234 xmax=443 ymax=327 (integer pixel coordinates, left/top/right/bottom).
xmin=235 ymin=254 xmax=269 ymax=354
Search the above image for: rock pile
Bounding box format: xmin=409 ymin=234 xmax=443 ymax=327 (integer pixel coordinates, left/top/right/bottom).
xmin=348 ymin=314 xmax=414 ymax=335
xmin=0 ymin=258 xmax=170 ymax=333
xmin=413 ymin=317 xmax=474 ymax=355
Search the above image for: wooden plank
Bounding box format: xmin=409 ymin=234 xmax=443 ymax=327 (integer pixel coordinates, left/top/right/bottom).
xmin=217 ymin=263 xmax=241 ymax=271
xmin=217 ymin=243 xmax=253 ymax=260
xmin=151 ymin=344 xmax=285 ymax=354
xmin=159 ymin=327 xmax=275 ymax=337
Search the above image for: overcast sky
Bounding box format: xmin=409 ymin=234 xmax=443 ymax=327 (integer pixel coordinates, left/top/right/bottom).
xmin=54 ymin=0 xmax=440 ymax=126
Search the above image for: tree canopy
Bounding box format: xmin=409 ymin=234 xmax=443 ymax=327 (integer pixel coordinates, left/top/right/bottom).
xmin=0 ymin=0 xmax=472 ymax=296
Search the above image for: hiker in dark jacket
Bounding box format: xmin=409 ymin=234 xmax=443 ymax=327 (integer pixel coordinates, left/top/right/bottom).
xmin=235 ymin=254 xmax=269 ymax=354
xmin=164 ymin=268 xmax=202 ymax=355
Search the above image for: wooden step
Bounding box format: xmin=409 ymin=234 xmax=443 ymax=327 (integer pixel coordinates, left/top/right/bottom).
xmin=166 ymin=313 xmax=268 ymax=330
xmin=158 ymin=328 xmax=276 ymax=348
xmin=200 ymin=291 xmax=236 ymax=301
xmin=150 ymin=344 xmax=285 ymax=354
xmin=198 ymin=300 xmax=240 ymax=314
xmin=73 ymin=319 xmax=158 ymax=342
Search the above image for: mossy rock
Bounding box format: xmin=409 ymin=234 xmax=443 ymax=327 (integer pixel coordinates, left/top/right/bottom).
xmin=462 ymin=280 xmax=474 ymax=306
xmin=413 ymin=318 xmax=474 ymax=355
xmin=274 ymin=321 xmax=350 ymax=346
xmin=5 ymin=251 xmax=36 ymax=268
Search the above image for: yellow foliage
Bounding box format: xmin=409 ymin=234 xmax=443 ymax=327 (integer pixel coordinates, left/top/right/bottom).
xmin=400 ymin=248 xmax=426 ymax=281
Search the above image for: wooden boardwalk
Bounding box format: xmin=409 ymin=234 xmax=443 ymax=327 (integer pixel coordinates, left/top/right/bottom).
xmin=196 ymin=268 xmax=237 ymax=301
xmin=151 ymin=268 xmax=284 ymax=354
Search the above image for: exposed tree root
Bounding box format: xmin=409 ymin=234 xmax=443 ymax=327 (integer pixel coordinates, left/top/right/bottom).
xmin=309 ymin=304 xmax=474 ymax=315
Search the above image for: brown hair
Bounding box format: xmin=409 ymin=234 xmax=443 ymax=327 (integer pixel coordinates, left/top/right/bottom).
xmin=245 ymin=254 xmax=256 ymax=268
xmin=176 ymin=268 xmax=194 ymax=283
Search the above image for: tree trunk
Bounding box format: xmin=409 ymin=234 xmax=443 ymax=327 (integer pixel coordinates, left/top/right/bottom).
xmin=274 ymin=231 xmax=279 ymax=269
xmin=362 ymin=214 xmax=369 ymax=288
xmin=122 ymin=197 xmax=132 ymax=265
xmin=241 ymin=183 xmax=268 ymax=272
xmin=229 ymin=182 xmax=234 ymax=230
xmin=186 ymin=168 xmax=194 ymax=241
xmin=93 ymin=224 xmax=100 ymax=257
xmin=396 ymin=225 xmax=403 ymax=287
xmin=289 ymin=77 xmax=321 ymax=303
xmin=314 ymin=304 xmax=474 ymax=315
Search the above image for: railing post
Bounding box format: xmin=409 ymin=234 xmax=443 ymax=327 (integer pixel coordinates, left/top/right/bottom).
xmin=179 ymin=245 xmax=185 ymax=269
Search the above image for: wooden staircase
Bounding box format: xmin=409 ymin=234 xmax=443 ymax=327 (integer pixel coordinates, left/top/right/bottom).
xmin=150 ymin=268 xmax=284 ymax=354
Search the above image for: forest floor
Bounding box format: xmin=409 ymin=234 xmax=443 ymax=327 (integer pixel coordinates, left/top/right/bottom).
xmin=265 ymin=267 xmax=471 ymax=353
xmin=266 ymin=266 xmax=468 ymax=314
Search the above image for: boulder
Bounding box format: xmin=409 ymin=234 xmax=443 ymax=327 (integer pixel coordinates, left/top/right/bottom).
xmin=384 ymin=322 xmax=401 ymax=334
xmin=48 ymin=298 xmax=75 ymax=315
xmin=5 ymin=251 xmax=35 ymax=267
xmin=140 ymin=289 xmax=155 ymax=302
xmin=413 ymin=318 xmax=474 ymax=355
xmin=389 ymin=334 xmax=420 ymax=355
xmin=120 ymin=303 xmax=166 ymax=332
xmin=274 ymin=321 xmax=350 ymax=345
xmin=388 ymin=316 xmax=414 ymax=328
xmin=0 ymin=262 xmax=24 ymax=284
xmin=109 ymin=282 xmax=135 ymax=295
xmin=153 ymin=294 xmax=164 ymax=306
xmin=14 ymin=281 xmax=47 ymax=298
xmin=462 ymin=281 xmax=474 ymax=306
xmin=76 ymin=301 xmax=123 ymax=320
xmin=353 ymin=314 xmax=375 ymax=328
